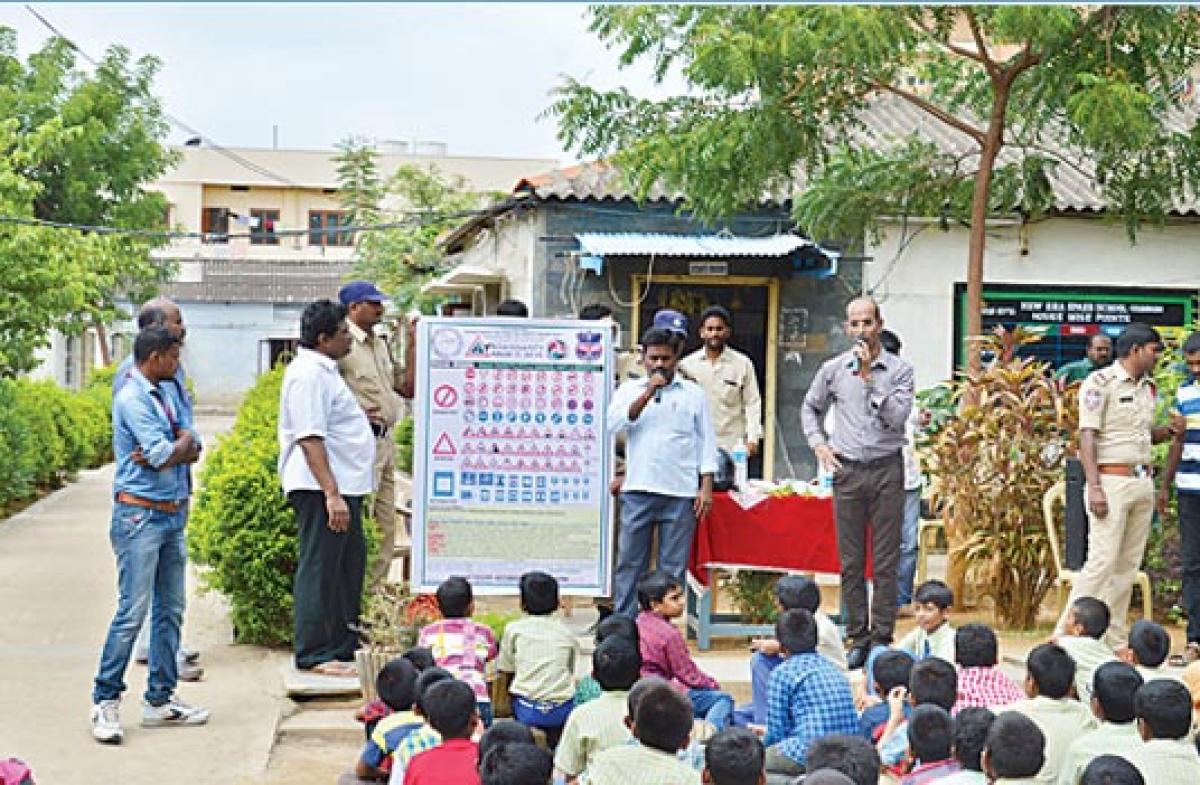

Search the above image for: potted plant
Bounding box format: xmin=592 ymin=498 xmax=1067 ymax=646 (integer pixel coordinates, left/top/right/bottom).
xmin=353 ymin=583 xmax=440 ymax=700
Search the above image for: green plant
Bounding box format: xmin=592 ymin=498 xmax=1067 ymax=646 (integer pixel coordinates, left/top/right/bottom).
xmin=926 ymin=327 xmax=1075 ymax=629
xmin=355 ymin=583 xmax=440 ymax=653
xmin=475 ymin=609 xmax=521 ymax=642
xmin=723 ymin=571 xmax=780 ymax=624
xmin=396 ymin=415 xmax=414 ymax=475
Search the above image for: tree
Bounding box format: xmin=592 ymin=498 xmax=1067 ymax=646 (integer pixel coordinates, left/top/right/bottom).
xmin=0 ymin=28 xmax=176 ymax=375
xmin=549 ymin=5 xmax=1200 ymax=379
xmin=334 ymin=138 xmax=497 ymax=312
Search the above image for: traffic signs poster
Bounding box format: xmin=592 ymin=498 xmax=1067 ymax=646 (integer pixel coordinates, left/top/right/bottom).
xmin=411 ymin=318 xmax=615 ymax=595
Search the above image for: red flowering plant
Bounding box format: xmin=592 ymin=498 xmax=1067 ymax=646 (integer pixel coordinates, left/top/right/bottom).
xmin=355 ymin=583 xmax=441 ymax=653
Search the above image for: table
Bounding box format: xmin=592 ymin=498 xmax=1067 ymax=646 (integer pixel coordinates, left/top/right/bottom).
xmin=686 ymin=491 xmax=867 ymax=649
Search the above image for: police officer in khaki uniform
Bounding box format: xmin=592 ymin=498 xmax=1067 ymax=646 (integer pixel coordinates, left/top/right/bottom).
xmin=679 ymin=305 xmax=764 ymax=460
xmin=1054 ymin=323 xmax=1179 ymax=647
xmin=337 ymin=281 xmax=412 ymax=587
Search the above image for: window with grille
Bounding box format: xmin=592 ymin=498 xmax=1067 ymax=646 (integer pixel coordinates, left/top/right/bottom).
xmin=250 ymin=208 xmax=280 ymax=245
xmin=308 ymin=210 xmax=353 ymax=247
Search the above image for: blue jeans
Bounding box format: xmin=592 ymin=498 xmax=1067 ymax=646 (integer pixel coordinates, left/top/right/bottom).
xmin=689 ymin=688 xmax=734 ymax=730
xmin=749 ymin=652 xmax=784 ymax=724
xmin=897 ymin=489 xmax=921 ymax=606
xmin=1180 ymin=493 xmax=1200 ymax=644
xmin=93 ymin=502 xmax=188 ymax=704
xmin=614 ymin=491 xmax=696 ymax=618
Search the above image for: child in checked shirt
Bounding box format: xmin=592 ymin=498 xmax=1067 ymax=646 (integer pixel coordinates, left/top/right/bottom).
xmin=418 ymin=576 xmax=498 ymax=727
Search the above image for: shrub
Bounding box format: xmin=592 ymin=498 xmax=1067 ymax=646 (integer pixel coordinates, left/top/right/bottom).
xmin=396 ymin=415 xmax=414 ymax=475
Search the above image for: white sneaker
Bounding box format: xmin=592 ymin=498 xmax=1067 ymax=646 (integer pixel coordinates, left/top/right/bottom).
xmin=140 ymin=696 xmax=210 ymax=727
xmin=91 ymin=699 xmax=123 ymax=744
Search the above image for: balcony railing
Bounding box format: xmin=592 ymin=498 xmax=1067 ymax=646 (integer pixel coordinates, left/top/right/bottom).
xmin=159 ymin=257 xmax=354 ymax=303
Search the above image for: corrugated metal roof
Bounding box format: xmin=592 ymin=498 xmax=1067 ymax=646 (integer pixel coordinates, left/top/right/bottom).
xmin=576 ymin=231 xmax=822 ymax=258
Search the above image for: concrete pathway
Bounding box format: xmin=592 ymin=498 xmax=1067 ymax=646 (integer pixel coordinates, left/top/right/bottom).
xmin=0 ymin=416 xmax=290 ymax=785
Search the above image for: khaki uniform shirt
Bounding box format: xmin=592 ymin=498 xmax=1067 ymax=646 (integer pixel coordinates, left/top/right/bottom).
xmin=1057 ymin=721 xmax=1145 ymax=785
xmin=1078 ymin=361 xmax=1156 ymax=466
xmin=1130 ymin=737 xmax=1200 ymax=785
xmin=679 ymin=346 xmax=763 ymax=450
xmin=338 ymin=321 xmax=403 ymax=427
xmin=1009 ymin=695 xmax=1099 ymax=784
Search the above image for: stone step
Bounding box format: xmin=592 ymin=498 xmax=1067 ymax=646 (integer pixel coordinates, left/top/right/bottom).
xmin=277 ymin=707 xmax=362 ymax=743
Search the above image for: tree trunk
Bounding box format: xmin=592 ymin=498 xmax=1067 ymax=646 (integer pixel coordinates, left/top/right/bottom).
xmin=94 ymin=321 xmax=111 ymax=367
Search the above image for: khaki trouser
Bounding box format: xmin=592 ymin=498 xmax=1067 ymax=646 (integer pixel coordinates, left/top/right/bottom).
xmin=1055 ymin=474 xmax=1154 ymax=647
xmin=368 ymin=432 xmax=397 ymax=587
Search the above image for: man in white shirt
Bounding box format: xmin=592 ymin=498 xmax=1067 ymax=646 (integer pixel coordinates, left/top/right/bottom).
xmin=278 ymin=299 xmax=375 ymax=676
xmin=607 ymin=327 xmax=718 ymax=618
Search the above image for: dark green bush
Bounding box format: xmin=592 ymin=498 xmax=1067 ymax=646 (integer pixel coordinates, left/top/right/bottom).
xmin=396 ymin=415 xmax=414 ymax=474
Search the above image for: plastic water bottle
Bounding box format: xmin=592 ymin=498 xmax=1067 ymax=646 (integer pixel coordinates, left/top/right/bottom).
xmin=818 ymin=465 xmax=834 ymax=496
xmin=732 ymin=445 xmax=749 ymax=490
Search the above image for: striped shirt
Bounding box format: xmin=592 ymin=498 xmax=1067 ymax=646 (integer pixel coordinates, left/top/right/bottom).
xmin=954 ymin=666 xmax=1026 ymax=713
xmin=361 ymin=710 xmax=421 ymax=770
xmin=553 ymin=690 xmax=632 ymax=777
xmin=579 ymin=742 xmax=701 ymax=785
xmin=386 ymin=724 xmax=440 ymax=785
xmin=497 ymin=614 xmax=579 ymax=703
xmin=1172 ymin=378 xmax=1200 ymax=494
xmin=418 ymin=618 xmax=498 ymax=702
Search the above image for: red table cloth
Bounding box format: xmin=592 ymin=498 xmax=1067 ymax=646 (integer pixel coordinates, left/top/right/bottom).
xmin=688 ymin=491 xmax=870 ymax=586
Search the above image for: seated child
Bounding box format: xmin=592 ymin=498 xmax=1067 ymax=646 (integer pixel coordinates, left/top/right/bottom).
xmin=1059 ymin=661 xmax=1145 ymax=785
xmin=622 ymin=676 xmax=704 ymax=771
xmin=580 ymin=679 xmax=700 ymax=785
xmin=555 ymin=638 xmax=642 ymax=782
xmin=387 ymin=668 xmax=455 ymax=785
xmin=354 ymin=657 xmax=422 ymax=782
xmin=356 ymin=646 xmax=433 ymax=737
xmin=1080 ymin=756 xmax=1145 ymax=785
xmin=478 ymin=718 xmax=535 ymax=766
xmin=575 ymin=614 xmax=639 ymax=707
xmin=858 ymin=650 xmax=914 ymax=741
xmin=498 ymin=571 xmax=580 ymax=747
xmin=479 ymin=743 xmax=553 ymax=785
xmin=863 ymin=579 xmax=954 ymax=700
xmin=403 ymin=679 xmax=481 ymax=785
xmin=419 ymin=576 xmax=499 ymax=726
xmin=953 ymin=624 xmax=1024 ymax=712
xmin=1009 ymin=643 xmax=1097 ymax=784
xmin=402 ymin=647 xmax=435 ymax=673
xmin=900 ymin=704 xmax=960 ymax=784
xmin=763 ymin=609 xmax=859 ymax=779
xmin=1129 ymin=679 xmax=1200 ymax=784
xmin=1122 ymin=619 xmax=1172 ymax=683
xmin=636 ymin=571 xmax=734 ymax=733
xmin=1055 ymin=597 xmax=1116 ymax=703
xmin=743 ymin=575 xmax=846 ymax=725
xmin=805 ymin=734 xmax=882 ymax=785
xmin=981 ymin=712 xmax=1046 ymax=784
xmin=878 ymin=657 xmax=958 ymax=769
xmin=1184 ymin=661 xmax=1200 ymax=732
xmin=934 ymin=706 xmax=995 ymax=785
xmin=702 ymin=727 xmax=764 ymax=785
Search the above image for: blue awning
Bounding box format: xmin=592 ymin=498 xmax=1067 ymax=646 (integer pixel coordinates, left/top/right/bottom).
xmin=574 ymin=232 xmax=838 ymax=278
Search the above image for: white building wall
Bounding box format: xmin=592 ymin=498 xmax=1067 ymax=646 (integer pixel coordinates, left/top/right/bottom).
xmin=865 ymin=216 xmax=1200 ymax=388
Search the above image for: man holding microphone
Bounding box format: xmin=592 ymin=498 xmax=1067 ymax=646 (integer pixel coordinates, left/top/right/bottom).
xmin=802 ymin=297 xmax=914 ymax=669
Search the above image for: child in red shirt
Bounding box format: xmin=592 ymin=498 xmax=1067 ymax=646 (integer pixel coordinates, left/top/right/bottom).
xmin=404 ymin=679 xmax=480 ymax=785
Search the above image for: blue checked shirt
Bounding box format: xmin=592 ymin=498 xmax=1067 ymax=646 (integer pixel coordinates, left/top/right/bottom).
xmin=763 ymin=651 xmax=859 ymax=765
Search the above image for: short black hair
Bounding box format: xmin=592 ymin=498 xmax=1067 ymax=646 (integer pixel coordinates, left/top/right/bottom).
xmin=593 ymin=637 xmax=641 ymax=692
xmin=402 ymin=646 xmax=435 ymax=672
xmin=1026 ymin=643 xmax=1075 ymax=700
xmin=518 ymin=571 xmax=559 ymax=616
xmin=637 ymin=570 xmax=681 ymax=611
xmin=699 ymin=305 xmax=733 ymax=330
xmin=422 ymin=678 xmax=478 ymax=739
xmin=595 ymin=614 xmax=638 ymax=647
xmin=632 ymin=680 xmax=694 ymax=754
xmin=1128 ymin=619 xmax=1170 ymax=668
xmin=640 ymin=327 xmax=675 ymax=349
xmin=913 ymin=579 xmax=953 ymax=609
xmin=1080 ymin=754 xmax=1146 ymax=785
xmin=1115 ymin=322 xmax=1162 ymax=358
xmin=952 ymin=707 xmax=994 ymax=772
xmin=627 ymin=676 xmax=669 ymax=718
xmin=775 ymin=575 xmax=820 ymax=612
xmin=578 ymin=303 xmax=613 ymax=321
xmin=907 ymin=704 xmax=953 ymax=763
xmin=414 ymin=667 xmax=455 ymax=714
xmin=133 ymin=325 xmax=181 ymax=364
xmin=873 ymin=650 xmax=915 ymax=695
xmin=703 ymin=727 xmax=764 ymax=785
xmin=1092 ymin=661 xmax=1143 ymax=724
xmin=1183 ymin=330 xmax=1200 ymax=356
xmin=984 ymin=712 xmax=1045 ymax=779
xmin=880 ymin=329 xmax=902 ymax=356
xmin=910 ymin=657 xmax=957 ymax=711
xmin=435 ymin=576 xmax=473 ymax=618
xmin=376 ymin=656 xmax=419 ymax=712
xmin=1134 ymin=678 xmax=1193 ymax=740
xmin=1087 ymin=333 xmax=1113 ymax=349
xmin=496 ymin=299 xmax=529 ymax=317
xmin=136 ymin=305 xmax=168 ymax=329
xmin=955 ymin=624 xmax=999 ymax=668
xmin=804 ymin=734 xmax=881 ymax=785
xmin=300 ymin=298 xmax=347 ymax=348
xmin=775 ymin=608 xmax=818 ymax=655
xmin=1071 ymin=596 xmax=1111 ymax=639
xmin=478 ymin=719 xmax=536 ymax=769
xmin=480 ymin=742 xmax=552 ymax=785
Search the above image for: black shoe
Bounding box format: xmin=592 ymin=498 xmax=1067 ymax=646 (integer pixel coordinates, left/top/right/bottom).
xmin=846 ymin=641 xmax=872 ymax=670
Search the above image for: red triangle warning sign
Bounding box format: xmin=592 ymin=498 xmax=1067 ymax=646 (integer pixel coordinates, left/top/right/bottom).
xmin=432 ymin=432 xmax=457 ymax=456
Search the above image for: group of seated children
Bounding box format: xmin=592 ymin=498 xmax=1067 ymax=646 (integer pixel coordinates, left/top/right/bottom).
xmin=345 ymin=567 xmax=1200 ymax=785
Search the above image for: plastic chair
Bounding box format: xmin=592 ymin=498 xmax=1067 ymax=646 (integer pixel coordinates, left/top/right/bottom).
xmin=915 ymin=516 xmax=945 ymax=586
xmin=1041 ymin=481 xmax=1152 ymax=618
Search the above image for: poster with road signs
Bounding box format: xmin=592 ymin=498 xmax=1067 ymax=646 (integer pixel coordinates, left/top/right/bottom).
xmin=412 ymin=318 xmax=615 ymax=594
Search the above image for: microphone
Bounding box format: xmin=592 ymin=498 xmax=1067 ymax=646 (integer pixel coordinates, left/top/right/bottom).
xmin=854 ymin=338 xmax=868 ymax=374
xmin=652 ymin=368 xmax=666 ymax=403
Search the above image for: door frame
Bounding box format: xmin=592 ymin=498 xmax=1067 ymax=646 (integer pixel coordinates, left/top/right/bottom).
xmin=631 ymin=274 xmax=780 ymax=480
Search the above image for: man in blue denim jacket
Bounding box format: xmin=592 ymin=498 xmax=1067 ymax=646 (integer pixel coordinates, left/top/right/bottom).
xmin=91 ymin=326 xmax=208 ymax=744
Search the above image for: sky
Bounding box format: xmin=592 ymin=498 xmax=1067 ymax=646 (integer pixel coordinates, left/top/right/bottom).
xmin=1 ymin=2 xmax=682 ymax=163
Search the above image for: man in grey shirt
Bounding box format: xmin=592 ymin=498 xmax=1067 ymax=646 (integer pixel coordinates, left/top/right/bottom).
xmin=801 ymin=296 xmax=914 ymax=669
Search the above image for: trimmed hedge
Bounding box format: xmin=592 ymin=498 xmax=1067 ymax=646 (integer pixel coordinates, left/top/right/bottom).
xmin=190 ymin=364 xmax=378 ymax=646
xmin=0 ymin=369 xmax=113 ymax=512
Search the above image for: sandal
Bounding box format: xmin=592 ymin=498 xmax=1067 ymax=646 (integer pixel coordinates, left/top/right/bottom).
xmin=309 ymin=661 xmax=357 ymax=677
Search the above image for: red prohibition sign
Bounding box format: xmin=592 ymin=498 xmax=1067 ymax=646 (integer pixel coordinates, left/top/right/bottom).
xmin=433 ymin=384 xmax=458 ymax=408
